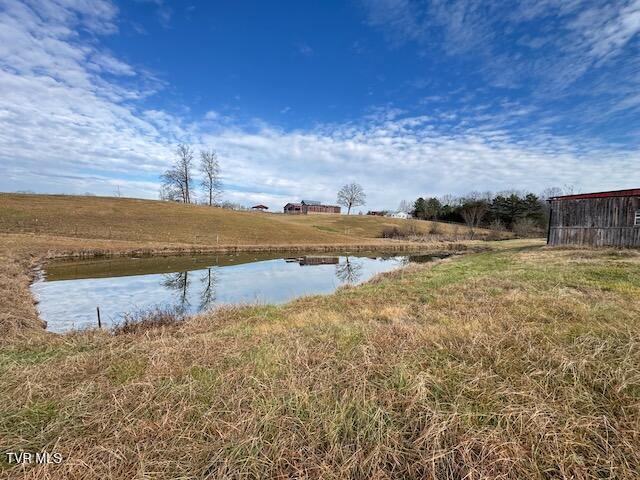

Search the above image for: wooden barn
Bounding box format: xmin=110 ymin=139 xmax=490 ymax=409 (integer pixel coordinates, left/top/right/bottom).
xmin=547 ymin=188 xmax=640 ymax=247
xmin=283 ymin=200 xmax=341 ymax=215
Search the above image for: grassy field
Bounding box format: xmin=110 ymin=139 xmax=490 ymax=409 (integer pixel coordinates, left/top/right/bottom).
xmin=1 ymin=193 xmax=637 ymax=478
xmin=1 ymin=239 xmax=639 ymax=478
xmin=0 ymin=193 xmax=495 ymax=245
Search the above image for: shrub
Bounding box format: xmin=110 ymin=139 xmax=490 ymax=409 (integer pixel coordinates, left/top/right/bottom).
xmin=113 ymin=307 xmax=185 ymax=335
xmin=381 ymin=226 xmax=404 ymax=239
xmin=381 ymin=225 xmax=416 ymax=239
xmin=489 ymin=219 xmax=506 ymax=231
xmin=513 ymin=218 xmax=544 ymax=238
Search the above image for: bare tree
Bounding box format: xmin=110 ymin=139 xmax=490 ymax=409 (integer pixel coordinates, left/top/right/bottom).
xmin=540 ymin=186 xmax=564 ymax=200
xmin=337 ymin=182 xmax=366 ymax=215
xmin=460 ymin=199 xmax=487 ymax=239
xmin=397 ymin=199 xmax=412 ymax=213
xmin=200 ymin=149 xmax=222 ymax=206
xmin=439 ymin=194 xmax=461 ymax=207
xmin=159 ymin=184 xmax=171 ymax=201
xmin=114 ymin=185 xmax=122 ymax=197
xmin=161 ymin=144 xmax=195 ymax=203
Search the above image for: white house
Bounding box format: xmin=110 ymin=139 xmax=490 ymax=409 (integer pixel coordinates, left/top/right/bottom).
xmin=391 ymin=211 xmax=410 ymax=219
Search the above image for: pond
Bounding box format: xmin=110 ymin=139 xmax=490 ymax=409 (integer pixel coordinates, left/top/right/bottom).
xmin=31 ymin=251 xmax=442 ymax=332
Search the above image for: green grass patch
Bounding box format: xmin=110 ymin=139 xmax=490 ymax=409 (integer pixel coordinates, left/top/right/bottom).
xmin=0 ymin=346 xmax=66 ymax=368
xmin=0 ymin=343 xmax=94 ymax=372
xmin=313 ymin=225 xmax=339 ymax=233
xmin=0 ymin=401 xmax=58 ymax=448
xmin=189 ymin=365 xmax=220 ymax=386
xmin=106 ymin=357 xmax=147 ymax=385
xmin=576 ymin=264 xmax=640 ymax=292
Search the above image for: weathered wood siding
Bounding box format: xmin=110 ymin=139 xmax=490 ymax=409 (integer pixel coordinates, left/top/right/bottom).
xmin=548 ymin=196 xmax=640 ymax=247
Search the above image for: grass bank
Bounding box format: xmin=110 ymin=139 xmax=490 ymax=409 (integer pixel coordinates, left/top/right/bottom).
xmin=1 ymin=241 xmax=639 ymax=478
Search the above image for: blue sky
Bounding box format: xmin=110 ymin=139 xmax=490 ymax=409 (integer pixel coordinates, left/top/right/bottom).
xmin=1 ymin=0 xmax=639 ymax=210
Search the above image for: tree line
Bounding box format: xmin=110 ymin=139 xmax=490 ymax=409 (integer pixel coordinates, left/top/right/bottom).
xmin=160 ymin=144 xmax=222 ymax=206
xmin=407 ymin=187 xmax=572 ymax=237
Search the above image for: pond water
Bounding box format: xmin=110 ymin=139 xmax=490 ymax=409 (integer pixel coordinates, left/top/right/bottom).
xmin=31 ymin=251 xmax=440 ymax=332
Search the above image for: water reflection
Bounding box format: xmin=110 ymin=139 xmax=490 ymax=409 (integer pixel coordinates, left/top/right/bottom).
xmin=32 ymin=252 xmax=444 ymax=332
xmin=199 ymin=268 xmax=217 ymax=311
xmin=162 ymin=271 xmax=190 ymax=310
xmin=335 ymin=257 xmax=364 ymax=284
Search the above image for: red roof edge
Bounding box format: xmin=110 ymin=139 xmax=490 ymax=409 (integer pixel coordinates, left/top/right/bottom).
xmin=549 ymin=188 xmax=640 ymax=201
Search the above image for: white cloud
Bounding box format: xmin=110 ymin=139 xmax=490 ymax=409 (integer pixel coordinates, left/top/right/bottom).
xmin=204 ymin=110 xmax=219 ymax=120
xmin=295 ymin=42 xmax=313 ymax=56
xmin=569 ymin=0 xmax=640 ymax=61
xmin=0 ymin=0 xmax=181 ymax=196
xmin=136 ymin=0 xmax=172 ymax=28
xmin=88 ymin=51 xmax=136 ymax=76
xmin=200 ymin=117 xmax=640 ymax=209
xmin=361 ymin=0 xmax=640 ymax=94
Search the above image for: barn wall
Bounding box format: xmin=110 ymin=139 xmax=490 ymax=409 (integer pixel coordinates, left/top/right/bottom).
xmin=283 ymin=204 xmax=341 ymax=215
xmin=548 ymin=196 xmax=640 ymax=247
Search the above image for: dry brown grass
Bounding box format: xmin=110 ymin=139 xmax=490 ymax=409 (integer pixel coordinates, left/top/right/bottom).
xmin=112 ymin=307 xmax=186 ymax=335
xmin=0 ymin=193 xmax=502 ymax=245
xmin=1 ymin=241 xmax=639 ymax=478
xmin=0 ymin=247 xmax=45 ymax=338
xmin=279 ymin=211 xmax=507 ymax=240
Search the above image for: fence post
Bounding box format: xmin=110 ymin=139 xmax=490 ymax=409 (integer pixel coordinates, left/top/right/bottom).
xmin=96 ymin=307 xmax=102 ymax=329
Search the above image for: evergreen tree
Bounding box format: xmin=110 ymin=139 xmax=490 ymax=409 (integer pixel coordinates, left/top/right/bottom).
xmin=522 ymin=193 xmax=545 ymax=225
xmin=424 ymin=197 xmax=442 ymax=220
xmin=413 ymin=197 xmax=427 ymax=219
xmin=490 ymin=194 xmax=524 ymax=228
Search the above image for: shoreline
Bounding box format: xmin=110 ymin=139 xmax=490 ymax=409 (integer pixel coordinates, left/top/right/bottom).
xmin=1 ymin=233 xmax=492 ymax=339
xmin=39 ymin=240 xmax=473 ymax=260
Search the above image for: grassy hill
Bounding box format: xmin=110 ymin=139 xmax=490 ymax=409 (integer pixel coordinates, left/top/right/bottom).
xmin=0 ymin=193 xmax=484 ymax=245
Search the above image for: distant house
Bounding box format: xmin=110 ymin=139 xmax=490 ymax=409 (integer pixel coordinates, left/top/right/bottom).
xmin=251 ymin=204 xmax=269 ymax=211
xmin=391 ymin=211 xmax=410 ymax=219
xmin=284 ymin=200 xmax=341 ymax=215
xmin=367 ymin=211 xmax=385 ymax=216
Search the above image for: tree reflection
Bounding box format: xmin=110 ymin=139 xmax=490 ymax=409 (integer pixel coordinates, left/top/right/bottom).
xmin=162 ymin=271 xmax=190 ymax=311
xmin=162 ymin=268 xmax=220 ymax=313
xmin=335 ymin=256 xmax=364 ymax=284
xmin=199 ymin=267 xmax=218 ymax=311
